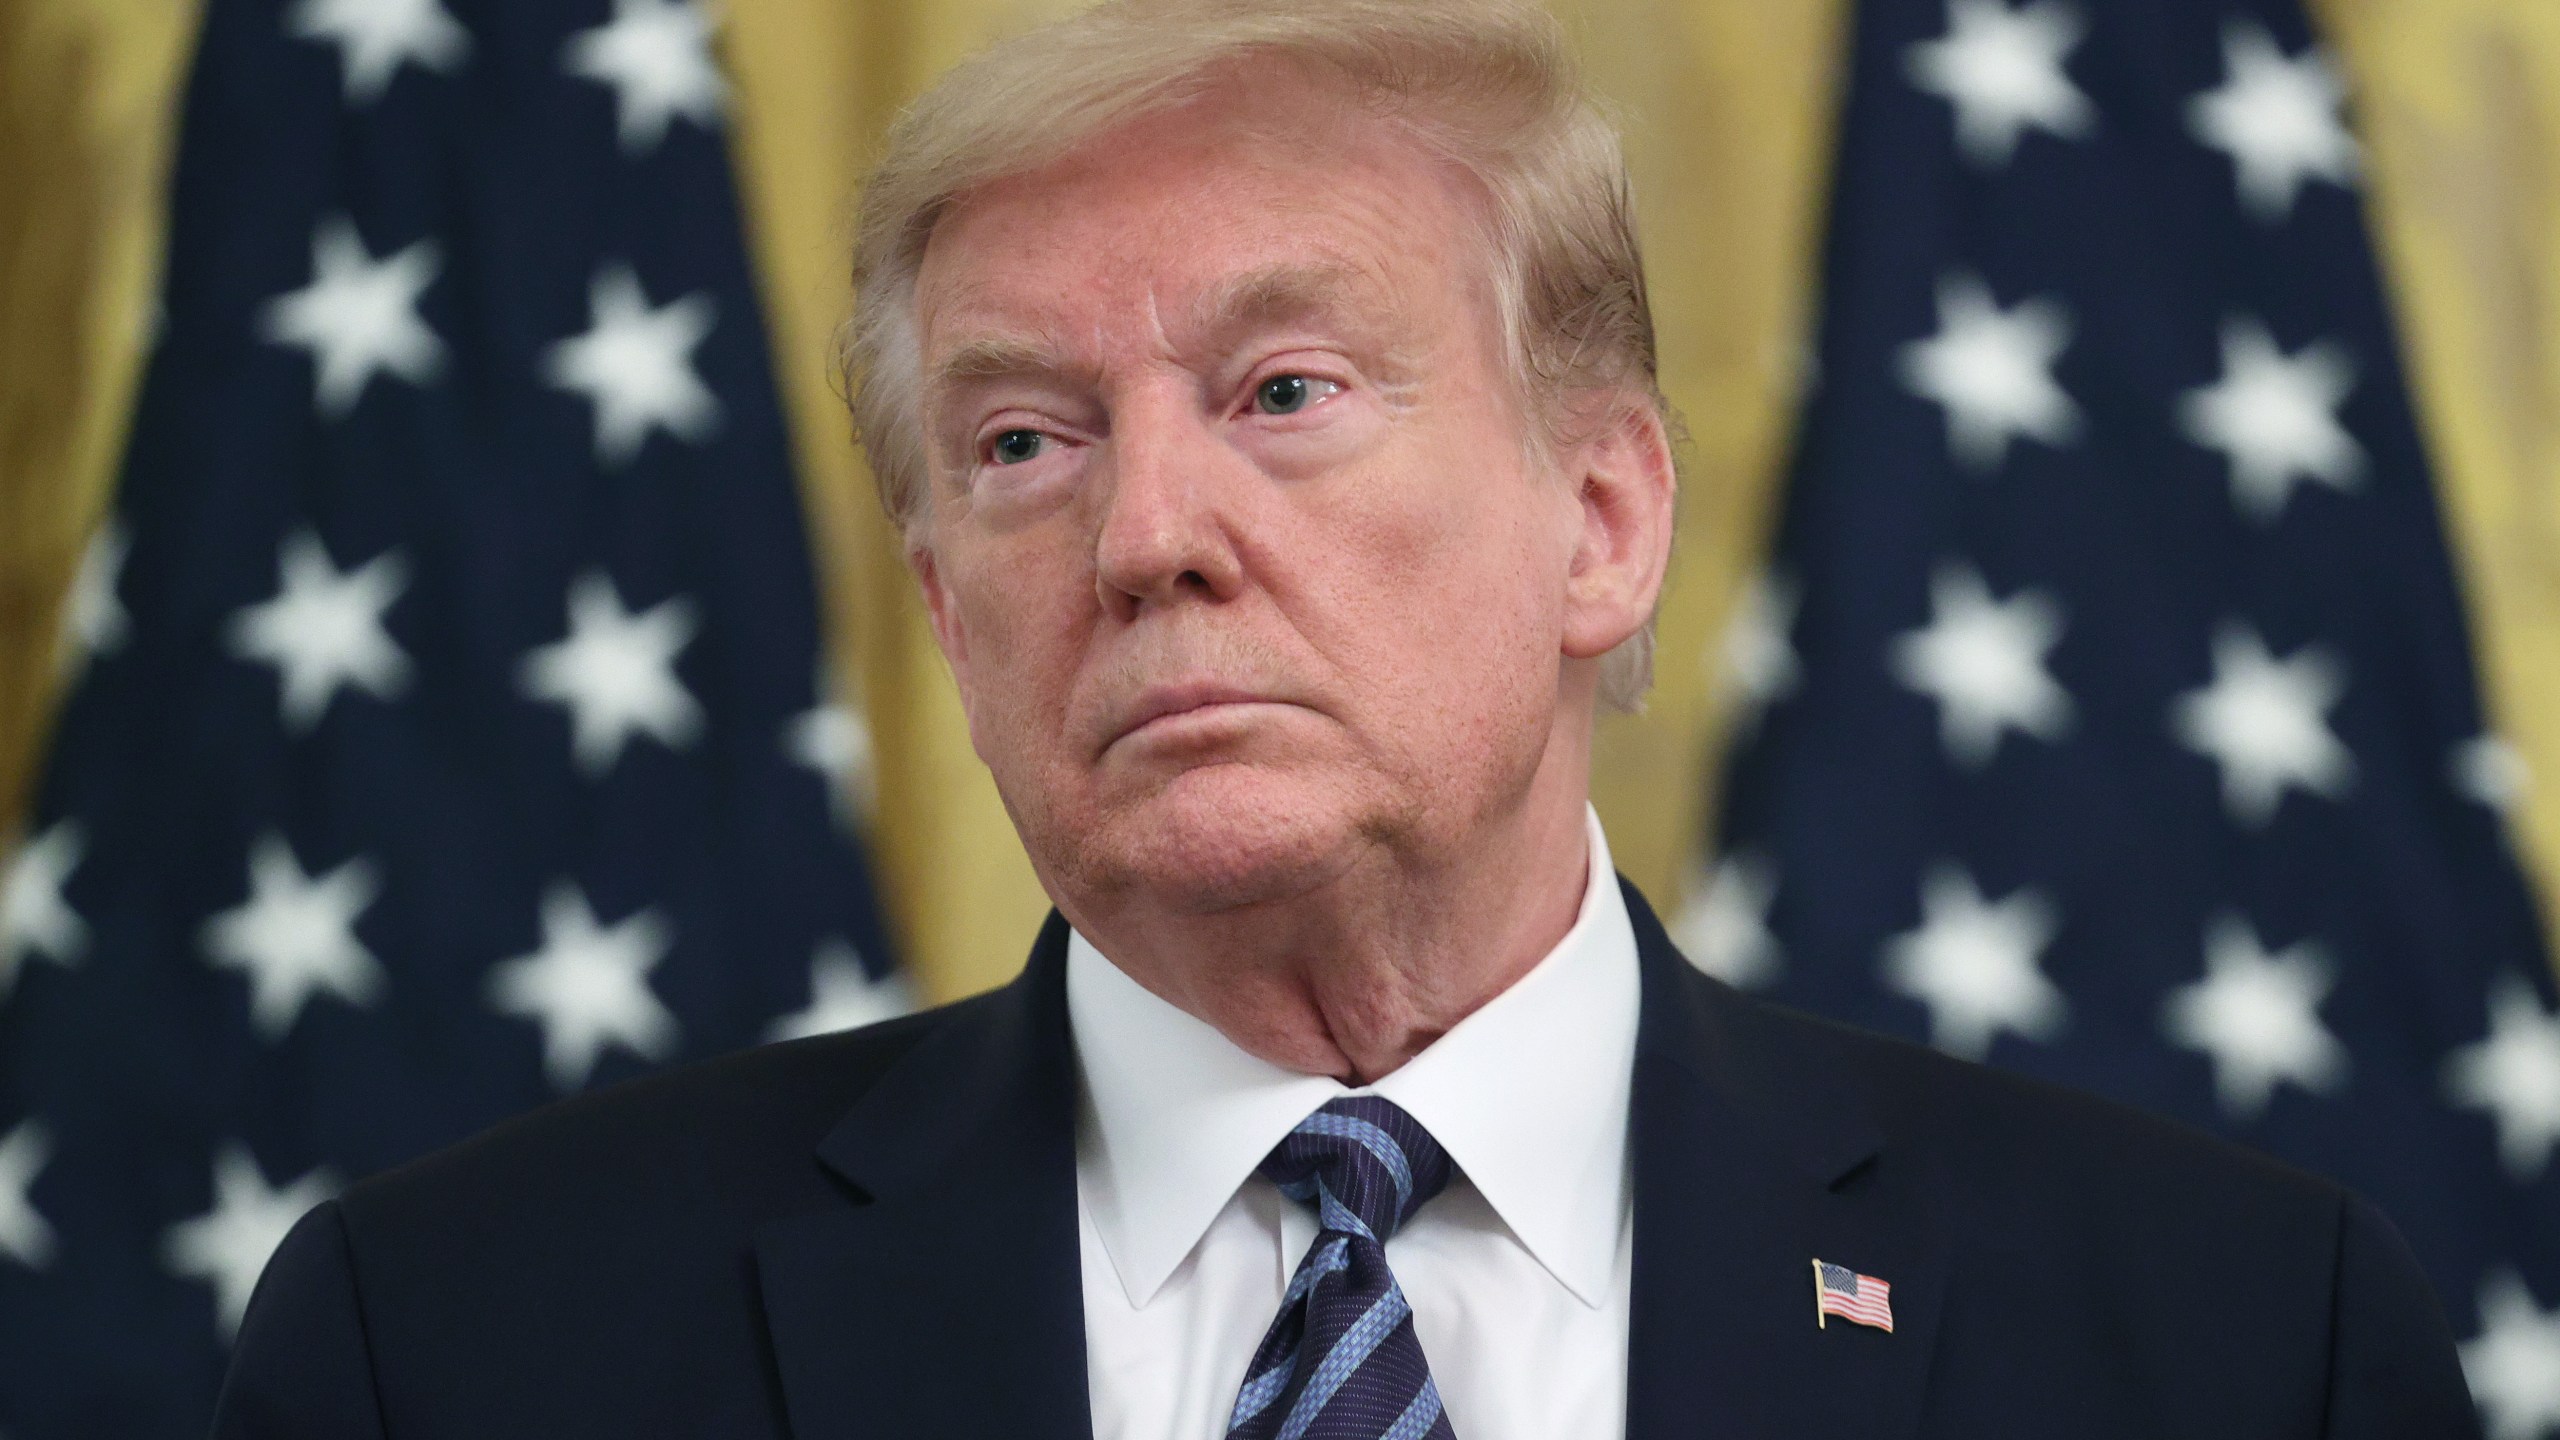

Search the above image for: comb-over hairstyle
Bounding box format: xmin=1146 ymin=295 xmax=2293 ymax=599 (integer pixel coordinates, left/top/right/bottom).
xmin=842 ymin=0 xmax=1668 ymax=707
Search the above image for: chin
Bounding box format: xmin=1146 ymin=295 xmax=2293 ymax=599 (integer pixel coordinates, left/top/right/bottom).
xmin=1081 ymin=763 xmax=1374 ymax=915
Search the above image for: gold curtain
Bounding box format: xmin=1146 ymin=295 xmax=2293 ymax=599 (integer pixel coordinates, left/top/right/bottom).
xmin=0 ymin=0 xmax=198 ymax=842
xmin=2310 ymin=0 xmax=2560 ymax=929
xmin=3 ymin=0 xmax=2554 ymax=1004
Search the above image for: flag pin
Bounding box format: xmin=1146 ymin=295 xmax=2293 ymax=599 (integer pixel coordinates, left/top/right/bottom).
xmin=1813 ymin=1258 xmax=1894 ymax=1333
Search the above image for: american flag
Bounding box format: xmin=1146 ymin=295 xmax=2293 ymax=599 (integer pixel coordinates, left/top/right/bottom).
xmin=1695 ymin=0 xmax=2560 ymax=1432
xmin=1814 ymin=1259 xmax=1895 ymax=1333
xmin=0 ymin=1 xmax=903 ymax=1433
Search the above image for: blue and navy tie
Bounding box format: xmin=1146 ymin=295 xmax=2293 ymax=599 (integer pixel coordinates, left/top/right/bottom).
xmin=1226 ymin=1096 xmax=1459 ymax=1440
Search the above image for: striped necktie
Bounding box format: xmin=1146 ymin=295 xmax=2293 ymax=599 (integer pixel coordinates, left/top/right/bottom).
xmin=1226 ymin=1096 xmax=1459 ymax=1440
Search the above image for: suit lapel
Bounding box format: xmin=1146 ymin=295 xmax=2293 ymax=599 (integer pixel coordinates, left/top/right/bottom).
xmin=1620 ymin=881 xmax=1949 ymax=1440
xmin=754 ymin=915 xmax=1094 ymax=1440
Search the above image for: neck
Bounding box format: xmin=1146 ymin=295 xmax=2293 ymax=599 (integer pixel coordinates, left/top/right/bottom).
xmin=1064 ymin=745 xmax=1595 ymax=1085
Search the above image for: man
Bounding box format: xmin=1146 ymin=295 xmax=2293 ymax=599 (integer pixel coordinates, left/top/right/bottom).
xmin=215 ymin=1 xmax=2481 ymax=1436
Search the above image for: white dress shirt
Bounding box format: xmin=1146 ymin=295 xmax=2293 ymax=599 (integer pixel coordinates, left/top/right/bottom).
xmin=1068 ymin=807 xmax=1640 ymax=1440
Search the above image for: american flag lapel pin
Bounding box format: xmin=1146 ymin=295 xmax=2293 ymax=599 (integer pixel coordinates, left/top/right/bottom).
xmin=1813 ymin=1259 xmax=1894 ymax=1333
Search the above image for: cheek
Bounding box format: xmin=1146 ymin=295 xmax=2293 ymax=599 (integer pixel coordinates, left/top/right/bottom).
xmin=946 ymin=541 xmax=1083 ymax=722
xmin=1302 ymin=435 xmax=1574 ymax=700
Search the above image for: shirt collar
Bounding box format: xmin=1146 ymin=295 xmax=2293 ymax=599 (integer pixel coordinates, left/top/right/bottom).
xmin=1068 ymin=807 xmax=1639 ymax=1309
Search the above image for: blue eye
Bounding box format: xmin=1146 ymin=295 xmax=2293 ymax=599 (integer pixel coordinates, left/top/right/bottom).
xmin=989 ymin=429 xmax=1044 ymax=465
xmin=1254 ymin=375 xmax=1314 ymax=415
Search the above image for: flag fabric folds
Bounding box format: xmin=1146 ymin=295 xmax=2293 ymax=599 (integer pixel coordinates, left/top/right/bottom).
xmin=1705 ymin=0 xmax=2560 ymax=1427
xmin=0 ymin=0 xmax=901 ymax=1431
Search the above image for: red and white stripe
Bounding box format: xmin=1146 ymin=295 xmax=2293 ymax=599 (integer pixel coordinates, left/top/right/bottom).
xmin=1814 ymin=1260 xmax=1895 ymax=1332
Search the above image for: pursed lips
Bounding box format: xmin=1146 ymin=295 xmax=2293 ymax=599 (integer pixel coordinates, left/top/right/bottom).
xmin=1107 ymin=681 xmax=1290 ymax=751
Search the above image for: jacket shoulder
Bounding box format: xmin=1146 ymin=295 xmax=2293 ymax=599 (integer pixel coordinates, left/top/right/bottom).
xmin=336 ymin=991 xmax=993 ymax=1246
xmin=1710 ymin=969 xmax=2348 ymax=1210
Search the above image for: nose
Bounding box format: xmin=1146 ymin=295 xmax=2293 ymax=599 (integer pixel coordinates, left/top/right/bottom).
xmin=1092 ymin=390 xmax=1246 ymax=620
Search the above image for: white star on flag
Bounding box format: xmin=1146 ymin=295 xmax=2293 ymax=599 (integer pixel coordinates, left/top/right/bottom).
xmin=2170 ymin=623 xmax=2355 ymax=827
xmin=1905 ymin=0 xmax=2096 ymax=169
xmin=486 ymin=883 xmax=680 ymax=1091
xmin=260 ymin=216 xmax=446 ymax=418
xmin=284 ymin=0 xmax=470 ymax=105
xmin=2452 ymin=735 xmax=2532 ymax=815
xmin=786 ymin=693 xmax=875 ymax=833
xmin=2444 ymin=975 xmax=2560 ymax=1183
xmin=226 ymin=530 xmax=414 ymax=733
xmin=2161 ymin=914 xmax=2348 ymax=1121
xmin=2188 ymin=21 xmax=2358 ymax=225
xmin=2 ymin=820 xmax=89 ymax=997
xmin=1890 ymin=562 xmax=2073 ymax=768
xmin=1899 ymin=272 xmax=2081 ymax=473
xmin=1672 ymin=853 xmax=1783 ymax=990
xmin=766 ymin=939 xmax=912 ymax=1042
xmin=161 ymin=1144 xmax=336 ymax=1339
xmin=518 ymin=572 xmax=704 ymax=777
xmin=1882 ymin=864 xmax=2066 ymax=1060
xmin=564 ymin=0 xmax=726 ymax=154
xmin=61 ymin=520 xmax=130 ymax=674
xmin=2178 ymin=317 xmax=2362 ymax=523
xmin=2462 ymin=1270 xmax=2560 ymax=1440
xmin=1719 ymin=571 xmax=1801 ymax=732
xmin=0 ymin=1119 xmax=57 ymax=1270
xmin=200 ymin=834 xmax=388 ymax=1041
xmin=543 ymin=264 xmax=722 ymax=468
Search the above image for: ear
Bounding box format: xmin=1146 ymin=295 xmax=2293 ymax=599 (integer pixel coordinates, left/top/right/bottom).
xmin=908 ymin=538 xmax=974 ymax=705
xmin=1560 ymin=399 xmax=1677 ymax=660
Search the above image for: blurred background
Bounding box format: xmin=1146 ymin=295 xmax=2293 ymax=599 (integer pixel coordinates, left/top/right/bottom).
xmin=2 ymin=0 xmax=2556 ymax=1432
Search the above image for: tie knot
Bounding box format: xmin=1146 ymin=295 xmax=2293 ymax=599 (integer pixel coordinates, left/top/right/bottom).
xmin=1256 ymin=1096 xmax=1454 ymax=1243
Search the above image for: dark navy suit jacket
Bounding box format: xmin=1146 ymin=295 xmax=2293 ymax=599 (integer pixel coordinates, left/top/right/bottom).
xmin=214 ymin=882 xmax=2481 ymax=1438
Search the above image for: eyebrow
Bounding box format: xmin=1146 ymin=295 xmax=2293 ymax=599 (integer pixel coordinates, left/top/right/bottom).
xmin=1182 ymin=259 xmax=1384 ymax=349
xmin=924 ymin=334 xmax=1078 ymax=405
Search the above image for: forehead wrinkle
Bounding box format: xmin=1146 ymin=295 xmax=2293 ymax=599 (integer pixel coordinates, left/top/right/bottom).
xmin=1181 ymin=258 xmax=1395 ymax=356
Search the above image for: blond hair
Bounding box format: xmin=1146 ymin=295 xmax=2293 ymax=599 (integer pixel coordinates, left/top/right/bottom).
xmin=841 ymin=0 xmax=1667 ymax=707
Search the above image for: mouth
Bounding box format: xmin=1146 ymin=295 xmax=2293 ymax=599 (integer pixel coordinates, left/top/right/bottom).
xmin=1110 ymin=682 xmax=1288 ymax=750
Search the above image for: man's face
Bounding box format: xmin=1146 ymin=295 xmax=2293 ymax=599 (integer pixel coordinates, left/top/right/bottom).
xmin=909 ymin=76 xmax=1600 ymax=917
